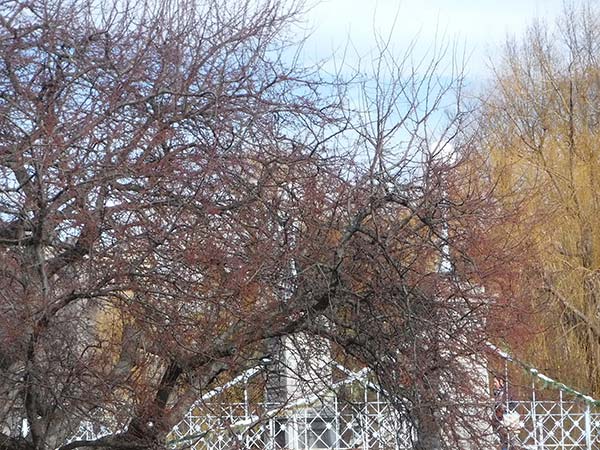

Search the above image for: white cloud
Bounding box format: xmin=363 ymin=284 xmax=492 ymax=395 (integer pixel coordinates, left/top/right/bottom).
xmin=300 ymin=0 xmax=564 ymax=78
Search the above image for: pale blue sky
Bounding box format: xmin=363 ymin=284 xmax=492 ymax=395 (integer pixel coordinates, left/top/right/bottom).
xmin=302 ymin=0 xmax=566 ymax=78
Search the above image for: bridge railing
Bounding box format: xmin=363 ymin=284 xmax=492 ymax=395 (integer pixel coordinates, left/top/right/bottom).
xmin=507 ymin=399 xmax=600 ymax=450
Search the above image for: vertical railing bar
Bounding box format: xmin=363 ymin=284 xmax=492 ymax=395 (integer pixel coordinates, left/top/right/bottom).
xmin=363 ymin=381 xmax=369 ymax=450
xmin=375 ymin=387 xmax=380 ymax=449
xmin=244 ymin=381 xmax=249 ymax=420
xmin=292 ymin=414 xmax=299 ymax=450
xmin=244 ymin=382 xmax=250 ymax=449
xmin=334 ymin=394 xmax=340 ymax=450
xmin=531 ymin=375 xmax=539 ymax=450
xmin=304 ymin=405 xmax=308 ymax=450
xmin=504 ymin=359 xmax=512 ymax=449
xmin=585 ymin=403 xmax=592 ymax=450
xmin=267 ymin=415 xmax=273 ymax=450
xmin=560 ymin=389 xmax=566 ymax=449
xmin=504 ymin=359 xmax=509 ymax=412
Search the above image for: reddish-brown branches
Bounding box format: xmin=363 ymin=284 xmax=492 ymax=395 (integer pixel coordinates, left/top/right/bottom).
xmin=0 ymin=1 xmax=516 ymax=449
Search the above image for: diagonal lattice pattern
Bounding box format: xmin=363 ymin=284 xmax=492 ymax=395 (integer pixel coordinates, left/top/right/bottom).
xmin=506 ymin=400 xmax=600 ymax=450
xmin=69 ymin=393 xmax=600 ymax=449
xmin=168 ymin=395 xmax=416 ymax=450
xmin=69 ymin=364 xmax=600 ymax=450
xmin=166 ymin=395 xmax=600 ymax=450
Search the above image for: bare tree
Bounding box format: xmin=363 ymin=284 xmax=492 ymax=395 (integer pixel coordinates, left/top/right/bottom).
xmin=316 ymin=32 xmax=503 ymax=449
xmin=0 ymin=1 xmax=504 ymax=449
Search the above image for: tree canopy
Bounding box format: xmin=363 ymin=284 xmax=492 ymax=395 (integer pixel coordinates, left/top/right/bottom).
xmin=0 ymin=1 xmax=507 ymax=449
xmin=477 ymin=2 xmax=600 ymax=396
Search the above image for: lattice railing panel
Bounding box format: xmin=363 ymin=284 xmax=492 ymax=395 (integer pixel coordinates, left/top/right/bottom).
xmin=167 ymin=398 xmax=600 ymax=450
xmin=168 ymin=400 xmax=414 ymax=450
xmin=68 ymin=398 xmax=600 ymax=449
xmin=507 ymin=401 xmax=600 ymax=449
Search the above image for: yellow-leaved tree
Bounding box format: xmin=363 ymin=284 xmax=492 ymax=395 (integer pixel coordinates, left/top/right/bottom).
xmin=478 ymin=3 xmax=600 ymax=395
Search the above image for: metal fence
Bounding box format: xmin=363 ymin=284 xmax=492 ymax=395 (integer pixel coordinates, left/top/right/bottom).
xmin=168 ymin=397 xmax=413 ymax=450
xmin=510 ymin=399 xmax=600 ymax=449
xmin=70 ymin=368 xmax=600 ymax=450
xmin=164 ymin=390 xmax=600 ymax=450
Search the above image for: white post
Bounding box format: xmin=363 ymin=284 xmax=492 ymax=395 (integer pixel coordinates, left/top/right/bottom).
xmin=288 ymin=416 xmax=299 ymax=450
xmin=536 ymin=420 xmax=544 ymax=450
xmin=244 ymin=381 xmax=250 ymax=449
xmin=585 ymin=403 xmax=592 ymax=450
xmin=531 ymin=377 xmax=539 ymax=450
xmin=504 ymin=360 xmax=512 ymax=449
xmin=362 ymin=381 xmax=369 ymax=450
xmin=304 ymin=407 xmax=308 ymax=450
xmin=267 ymin=416 xmax=274 ymax=450
xmin=334 ymin=394 xmax=340 ymax=450
xmin=559 ymin=390 xmax=565 ymax=448
xmin=504 ymin=360 xmax=509 ymax=412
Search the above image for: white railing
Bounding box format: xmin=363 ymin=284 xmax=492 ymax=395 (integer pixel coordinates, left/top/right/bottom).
xmin=69 ymin=351 xmax=600 ymax=449
xmin=168 ymin=397 xmax=413 ymax=450
xmin=508 ymin=399 xmax=600 ymax=449
xmin=167 ymin=397 xmax=600 ymax=450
